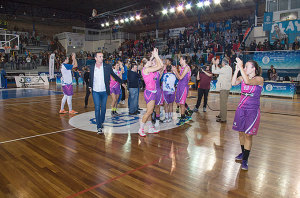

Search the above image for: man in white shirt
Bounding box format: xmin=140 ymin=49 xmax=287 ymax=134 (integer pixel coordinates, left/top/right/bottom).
xmin=212 ymin=57 xmax=232 ymax=122
xmin=89 ymin=52 xmax=125 ymax=134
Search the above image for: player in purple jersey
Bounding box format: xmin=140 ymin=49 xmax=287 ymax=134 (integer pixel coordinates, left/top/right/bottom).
xmin=172 ymin=56 xmax=191 ymax=126
xmin=231 ymin=58 xmax=264 ymax=171
xmin=110 ymin=62 xmax=124 ymax=116
xmin=138 ymin=48 xmax=164 ymax=137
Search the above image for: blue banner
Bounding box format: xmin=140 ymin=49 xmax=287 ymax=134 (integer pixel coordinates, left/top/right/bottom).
xmin=270 ymin=20 xmax=300 ymax=44
xmin=253 ymin=51 xmax=300 ymax=77
xmin=263 ymin=12 xmax=273 ymax=31
xmin=210 ymin=80 xmax=296 ymax=98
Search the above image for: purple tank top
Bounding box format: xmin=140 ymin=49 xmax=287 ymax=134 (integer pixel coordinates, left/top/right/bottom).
xmin=238 ymin=80 xmax=262 ymax=109
xmin=177 ymin=65 xmax=191 ymax=89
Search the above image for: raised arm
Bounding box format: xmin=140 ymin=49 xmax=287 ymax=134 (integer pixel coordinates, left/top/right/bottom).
xmin=211 ymin=58 xmax=221 ymax=74
xmin=72 ymin=53 xmax=78 ymax=68
xmin=232 ymin=60 xmax=242 ymax=86
xmin=144 ymin=48 xmax=163 ymax=74
xmin=172 ymin=66 xmax=190 ymax=80
xmin=196 ymin=71 xmax=200 ymax=80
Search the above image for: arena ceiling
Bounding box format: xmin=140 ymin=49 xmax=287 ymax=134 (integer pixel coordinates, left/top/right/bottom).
xmin=6 ymin=0 xmax=163 ymax=17
xmin=3 ymin=0 xmax=263 ymax=31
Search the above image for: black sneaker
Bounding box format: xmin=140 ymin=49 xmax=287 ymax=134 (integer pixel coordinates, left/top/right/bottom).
xmin=129 ymin=112 xmax=137 ymax=115
xmin=114 ymin=111 xmax=121 ymax=116
xmin=138 ymin=108 xmax=142 ymax=111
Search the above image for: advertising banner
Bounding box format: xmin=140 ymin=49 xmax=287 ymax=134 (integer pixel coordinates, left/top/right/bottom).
xmin=210 ymin=80 xmax=296 ymax=98
xmin=263 ymin=12 xmax=273 ymax=31
xmin=49 ymin=53 xmax=55 ymax=79
xmin=269 ymin=20 xmax=300 ymax=44
xmin=253 ymin=51 xmax=300 ymax=77
xmin=15 ymin=76 xmax=49 ymax=87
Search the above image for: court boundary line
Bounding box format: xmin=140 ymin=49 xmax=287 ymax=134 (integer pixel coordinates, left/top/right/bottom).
xmin=1 ymin=96 xmax=85 ymax=106
xmin=0 ymin=128 xmax=76 ymax=144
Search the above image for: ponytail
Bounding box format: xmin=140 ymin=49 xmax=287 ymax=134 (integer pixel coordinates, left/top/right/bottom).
xmin=248 ymin=60 xmax=261 ymax=76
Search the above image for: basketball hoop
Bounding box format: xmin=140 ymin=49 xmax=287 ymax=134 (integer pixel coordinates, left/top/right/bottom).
xmin=4 ymin=46 xmax=11 ymax=54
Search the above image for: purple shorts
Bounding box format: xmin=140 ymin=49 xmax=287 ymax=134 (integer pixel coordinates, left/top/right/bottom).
xmin=155 ymin=89 xmax=164 ymax=105
xmin=232 ymin=108 xmax=261 ymax=135
xmin=163 ymin=91 xmax=175 ymax=104
xmin=110 ymin=87 xmax=121 ymax=95
xmin=144 ymin=90 xmax=156 ymax=104
xmin=175 ymin=86 xmax=188 ymax=105
xmin=62 ymin=84 xmax=73 ymax=96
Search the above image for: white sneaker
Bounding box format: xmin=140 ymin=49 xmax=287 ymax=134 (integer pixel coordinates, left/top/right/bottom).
xmin=155 ymin=120 xmax=160 ymax=127
xmin=148 ymin=127 xmax=159 ymax=134
xmin=168 ymin=118 xmax=172 ymax=123
xmin=138 ymin=128 xmax=146 ymax=137
xmin=121 ymin=100 xmax=125 ymax=104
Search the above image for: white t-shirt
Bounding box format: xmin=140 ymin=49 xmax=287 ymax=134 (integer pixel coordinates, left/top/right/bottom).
xmin=162 ymin=73 xmax=177 ymax=93
xmin=93 ymin=64 xmax=106 ymax=92
xmin=61 ymin=64 xmax=73 ymax=85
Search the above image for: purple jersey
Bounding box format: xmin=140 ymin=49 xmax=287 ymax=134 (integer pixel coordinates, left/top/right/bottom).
xmin=175 ymin=65 xmax=191 ymax=104
xmin=237 ymin=80 xmax=262 ymax=110
xmin=232 ymin=79 xmax=263 ymax=135
xmin=177 ymin=65 xmax=191 ymax=89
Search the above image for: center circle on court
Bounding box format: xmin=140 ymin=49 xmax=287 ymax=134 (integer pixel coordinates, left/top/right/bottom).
xmin=69 ymin=108 xmax=181 ymax=134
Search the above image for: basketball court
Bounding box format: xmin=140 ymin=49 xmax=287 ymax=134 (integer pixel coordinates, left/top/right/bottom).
xmin=0 ymin=85 xmax=299 ymax=197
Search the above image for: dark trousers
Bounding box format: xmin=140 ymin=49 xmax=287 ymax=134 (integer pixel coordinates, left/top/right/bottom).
xmin=196 ymin=88 xmax=209 ymax=108
xmin=92 ymin=91 xmax=108 ymax=129
xmin=85 ymin=85 xmax=90 ymax=106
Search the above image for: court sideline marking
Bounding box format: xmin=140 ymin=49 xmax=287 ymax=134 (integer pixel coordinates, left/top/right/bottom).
xmin=0 ymin=128 xmax=76 ymax=144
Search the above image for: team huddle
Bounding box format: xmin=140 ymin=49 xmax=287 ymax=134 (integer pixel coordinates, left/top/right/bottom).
xmin=136 ymin=48 xmax=193 ymax=137
xmin=59 ymin=48 xmax=263 ymax=171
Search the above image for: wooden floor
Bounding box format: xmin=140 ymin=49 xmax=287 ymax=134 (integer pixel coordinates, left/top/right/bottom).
xmin=0 ymin=84 xmax=300 ymax=198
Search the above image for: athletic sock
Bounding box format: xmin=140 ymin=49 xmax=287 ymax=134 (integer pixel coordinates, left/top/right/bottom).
xmin=140 ymin=122 xmax=145 ymax=129
xmin=146 ymin=121 xmax=153 ymax=127
xmin=241 ymin=145 xmax=245 ymax=153
xmin=181 ymin=114 xmax=185 ymax=120
xmin=242 ymin=149 xmax=250 ymax=161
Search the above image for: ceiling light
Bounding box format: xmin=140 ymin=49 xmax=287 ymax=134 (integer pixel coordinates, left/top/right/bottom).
xmin=197 ymin=2 xmax=204 ymax=7
xmin=115 ymin=20 xmax=119 ymax=24
xmin=162 ymin=8 xmax=168 ymax=15
xmin=130 ymin=16 xmax=135 ymax=21
xmin=101 ymin=23 xmax=105 ymax=27
xmin=120 ymin=19 xmax=124 ymax=23
xmin=105 ymin=22 xmax=109 ymax=26
xmin=136 ymin=15 xmax=141 ymax=20
xmin=125 ymin=18 xmax=129 ymax=22
xmin=186 ymin=3 xmax=192 ymax=9
xmin=204 ymin=0 xmax=211 ymax=6
xmin=214 ymin=0 xmax=221 ymax=3
xmin=169 ymin=7 xmax=175 ymax=13
xmin=177 ymin=5 xmax=184 ymax=12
